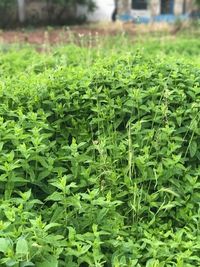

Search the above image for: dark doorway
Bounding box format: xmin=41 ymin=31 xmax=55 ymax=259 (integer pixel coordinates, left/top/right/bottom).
xmin=132 ymin=0 xmax=148 ymax=10
xmin=161 ymin=0 xmax=174 ymax=14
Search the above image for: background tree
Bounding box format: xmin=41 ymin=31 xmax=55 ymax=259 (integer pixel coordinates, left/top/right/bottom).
xmin=0 ymin=0 xmax=17 ymax=27
xmin=196 ymin=0 xmax=200 ymax=6
xmin=45 ymin=0 xmax=96 ymax=24
xmin=15 ymin=0 xmax=96 ymax=25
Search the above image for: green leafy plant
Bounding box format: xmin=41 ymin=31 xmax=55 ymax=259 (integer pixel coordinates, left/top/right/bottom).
xmin=0 ymin=35 xmax=199 ymax=266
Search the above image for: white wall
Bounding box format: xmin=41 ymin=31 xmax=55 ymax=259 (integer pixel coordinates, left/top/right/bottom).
xmin=150 ymin=0 xmax=161 ymax=16
xmin=77 ymin=0 xmax=115 ymax=22
xmin=130 ymin=9 xmax=151 ymax=17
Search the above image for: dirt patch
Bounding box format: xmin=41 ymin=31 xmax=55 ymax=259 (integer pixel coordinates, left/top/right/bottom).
xmin=0 ymin=22 xmax=176 ymax=46
xmin=0 ymin=24 xmax=122 ymax=46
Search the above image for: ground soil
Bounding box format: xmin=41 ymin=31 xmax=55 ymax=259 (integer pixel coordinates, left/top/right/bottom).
xmin=0 ymin=22 xmax=174 ymax=46
xmin=1 ymin=21 xmax=197 ymax=48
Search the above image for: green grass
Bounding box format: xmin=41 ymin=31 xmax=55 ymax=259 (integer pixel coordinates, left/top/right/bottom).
xmin=0 ymin=33 xmax=199 ymax=267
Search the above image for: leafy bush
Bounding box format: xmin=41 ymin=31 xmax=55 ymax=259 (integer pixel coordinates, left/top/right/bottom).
xmin=0 ymin=0 xmax=95 ymax=28
xmin=0 ymin=0 xmax=17 ymax=27
xmin=0 ymin=40 xmax=199 ymax=266
xmin=52 ymin=0 xmax=96 ymax=11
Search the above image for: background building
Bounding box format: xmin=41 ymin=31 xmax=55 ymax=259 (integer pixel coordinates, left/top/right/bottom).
xmin=85 ymin=0 xmax=196 ymax=22
xmin=118 ymin=0 xmax=194 ymax=16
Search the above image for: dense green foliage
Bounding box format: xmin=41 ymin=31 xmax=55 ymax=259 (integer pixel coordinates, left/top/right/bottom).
xmin=0 ymin=0 xmax=95 ymax=27
xmin=0 ymin=0 xmax=95 ymax=10
xmin=0 ymin=37 xmax=199 ymax=267
xmin=52 ymin=0 xmax=95 ymax=11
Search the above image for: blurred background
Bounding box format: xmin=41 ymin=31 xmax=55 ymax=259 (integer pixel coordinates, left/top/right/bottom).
xmin=0 ymin=0 xmax=199 ymax=46
xmin=0 ymin=0 xmax=199 ymax=27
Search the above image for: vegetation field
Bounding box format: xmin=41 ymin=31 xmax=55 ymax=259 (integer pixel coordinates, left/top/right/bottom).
xmin=0 ymin=34 xmax=199 ymax=267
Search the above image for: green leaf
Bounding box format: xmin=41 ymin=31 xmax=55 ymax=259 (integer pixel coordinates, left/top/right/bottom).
xmin=37 ymin=256 xmax=58 ymax=267
xmin=189 ymin=140 xmax=197 ymax=157
xmin=45 ymin=192 xmax=63 ymax=202
xmin=16 ymin=237 xmax=29 ymax=255
xmin=44 ymin=223 xmax=61 ymax=231
xmin=20 ymin=262 xmax=35 ymax=267
xmin=19 ymin=189 xmax=32 ymax=201
xmin=146 ymin=259 xmax=159 ymax=267
xmin=159 ymin=188 xmax=179 ymax=197
xmin=4 ymin=259 xmax=18 ymax=267
xmin=0 ymin=238 xmax=12 ymax=253
xmin=38 ymin=170 xmax=50 ymax=181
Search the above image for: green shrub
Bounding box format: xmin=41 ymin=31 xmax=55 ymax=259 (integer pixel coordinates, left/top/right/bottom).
xmin=0 ymin=42 xmax=199 ymax=266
